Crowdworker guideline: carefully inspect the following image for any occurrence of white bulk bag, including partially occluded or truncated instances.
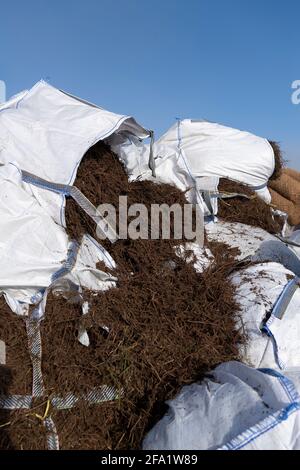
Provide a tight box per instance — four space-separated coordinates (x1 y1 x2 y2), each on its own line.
0 80 149 225
231 262 300 370
143 361 300 450
154 120 275 191
0 163 116 308
110 119 274 214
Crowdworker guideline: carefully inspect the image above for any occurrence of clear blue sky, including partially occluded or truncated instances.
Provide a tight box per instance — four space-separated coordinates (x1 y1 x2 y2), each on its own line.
1 0 299 168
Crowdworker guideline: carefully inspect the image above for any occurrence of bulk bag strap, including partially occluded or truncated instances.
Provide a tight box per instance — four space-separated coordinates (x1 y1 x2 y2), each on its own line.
21 170 118 243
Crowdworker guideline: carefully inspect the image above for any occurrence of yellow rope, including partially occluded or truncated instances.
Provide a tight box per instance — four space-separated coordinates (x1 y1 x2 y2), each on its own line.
33 399 51 421
0 400 51 429
0 421 11 428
